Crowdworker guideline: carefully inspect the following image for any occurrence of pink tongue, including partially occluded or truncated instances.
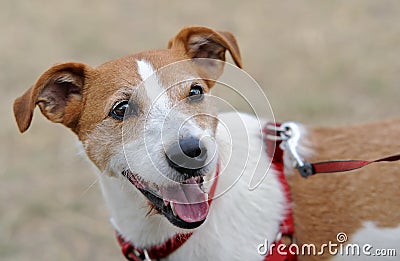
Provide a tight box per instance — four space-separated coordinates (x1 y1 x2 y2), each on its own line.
161 178 209 223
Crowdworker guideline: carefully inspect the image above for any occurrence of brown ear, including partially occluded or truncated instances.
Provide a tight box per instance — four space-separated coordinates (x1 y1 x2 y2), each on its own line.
168 26 242 80
13 62 91 133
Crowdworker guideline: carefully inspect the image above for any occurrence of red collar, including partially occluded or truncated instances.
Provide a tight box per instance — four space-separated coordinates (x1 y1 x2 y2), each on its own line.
116 162 220 261
116 232 192 261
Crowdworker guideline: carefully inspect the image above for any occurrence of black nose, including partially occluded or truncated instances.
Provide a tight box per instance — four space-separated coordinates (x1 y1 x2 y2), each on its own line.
166 137 208 176
180 137 203 158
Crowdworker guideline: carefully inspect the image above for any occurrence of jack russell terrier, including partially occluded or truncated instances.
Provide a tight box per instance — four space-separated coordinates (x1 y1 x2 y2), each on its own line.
14 26 400 260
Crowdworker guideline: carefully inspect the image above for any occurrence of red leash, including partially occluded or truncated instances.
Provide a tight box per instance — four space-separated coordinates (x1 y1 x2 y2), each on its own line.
116 162 220 261
266 122 400 178
303 154 400 176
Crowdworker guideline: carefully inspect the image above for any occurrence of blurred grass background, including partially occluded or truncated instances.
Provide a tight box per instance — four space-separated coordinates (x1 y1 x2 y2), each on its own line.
1 0 399 260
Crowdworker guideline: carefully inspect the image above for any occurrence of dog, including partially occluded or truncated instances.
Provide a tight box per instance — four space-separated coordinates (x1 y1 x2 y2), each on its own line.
14 26 400 260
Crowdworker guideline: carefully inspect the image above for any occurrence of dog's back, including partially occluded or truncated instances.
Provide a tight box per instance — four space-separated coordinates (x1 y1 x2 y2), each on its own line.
288 118 400 260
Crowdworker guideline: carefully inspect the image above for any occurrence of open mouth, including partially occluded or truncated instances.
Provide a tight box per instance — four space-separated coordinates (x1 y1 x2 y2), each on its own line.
122 170 209 229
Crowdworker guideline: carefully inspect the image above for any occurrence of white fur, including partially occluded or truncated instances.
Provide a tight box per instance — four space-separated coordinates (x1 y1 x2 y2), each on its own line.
112 60 219 188
329 222 400 260
98 112 286 260
137 59 171 112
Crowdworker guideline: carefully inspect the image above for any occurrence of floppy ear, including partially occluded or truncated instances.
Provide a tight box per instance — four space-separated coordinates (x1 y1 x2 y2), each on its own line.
168 26 242 81
13 62 91 133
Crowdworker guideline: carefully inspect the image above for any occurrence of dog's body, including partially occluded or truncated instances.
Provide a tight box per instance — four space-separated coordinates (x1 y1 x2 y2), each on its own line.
14 26 400 260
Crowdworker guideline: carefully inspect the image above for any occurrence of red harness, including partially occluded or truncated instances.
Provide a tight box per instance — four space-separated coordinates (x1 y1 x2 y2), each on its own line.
264 123 297 261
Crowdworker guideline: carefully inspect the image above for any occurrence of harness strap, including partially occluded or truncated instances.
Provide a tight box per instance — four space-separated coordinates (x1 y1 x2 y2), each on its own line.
264 122 297 261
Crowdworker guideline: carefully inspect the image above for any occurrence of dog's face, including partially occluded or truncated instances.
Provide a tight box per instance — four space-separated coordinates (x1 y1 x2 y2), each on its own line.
13 26 242 229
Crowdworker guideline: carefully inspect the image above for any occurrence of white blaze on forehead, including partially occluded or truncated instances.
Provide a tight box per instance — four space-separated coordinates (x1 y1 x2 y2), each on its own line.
137 59 171 111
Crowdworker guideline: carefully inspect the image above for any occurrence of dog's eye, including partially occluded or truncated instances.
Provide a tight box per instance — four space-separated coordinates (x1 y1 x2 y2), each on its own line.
109 100 138 120
188 83 204 102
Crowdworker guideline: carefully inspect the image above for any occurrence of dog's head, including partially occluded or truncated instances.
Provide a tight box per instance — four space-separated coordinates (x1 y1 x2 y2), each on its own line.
14 26 242 229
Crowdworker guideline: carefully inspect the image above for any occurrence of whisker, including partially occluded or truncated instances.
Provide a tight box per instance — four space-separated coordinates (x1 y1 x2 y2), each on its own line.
79 171 104 198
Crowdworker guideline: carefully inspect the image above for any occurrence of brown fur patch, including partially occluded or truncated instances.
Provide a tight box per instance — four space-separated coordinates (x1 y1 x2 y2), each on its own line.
287 118 400 260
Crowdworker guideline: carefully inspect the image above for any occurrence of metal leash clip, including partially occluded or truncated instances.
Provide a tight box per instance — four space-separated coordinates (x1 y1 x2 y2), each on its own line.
280 122 314 178
143 249 152 261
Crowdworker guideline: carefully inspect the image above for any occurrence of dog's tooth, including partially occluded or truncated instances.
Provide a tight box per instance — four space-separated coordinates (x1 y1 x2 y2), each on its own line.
204 193 209 202
170 202 177 216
